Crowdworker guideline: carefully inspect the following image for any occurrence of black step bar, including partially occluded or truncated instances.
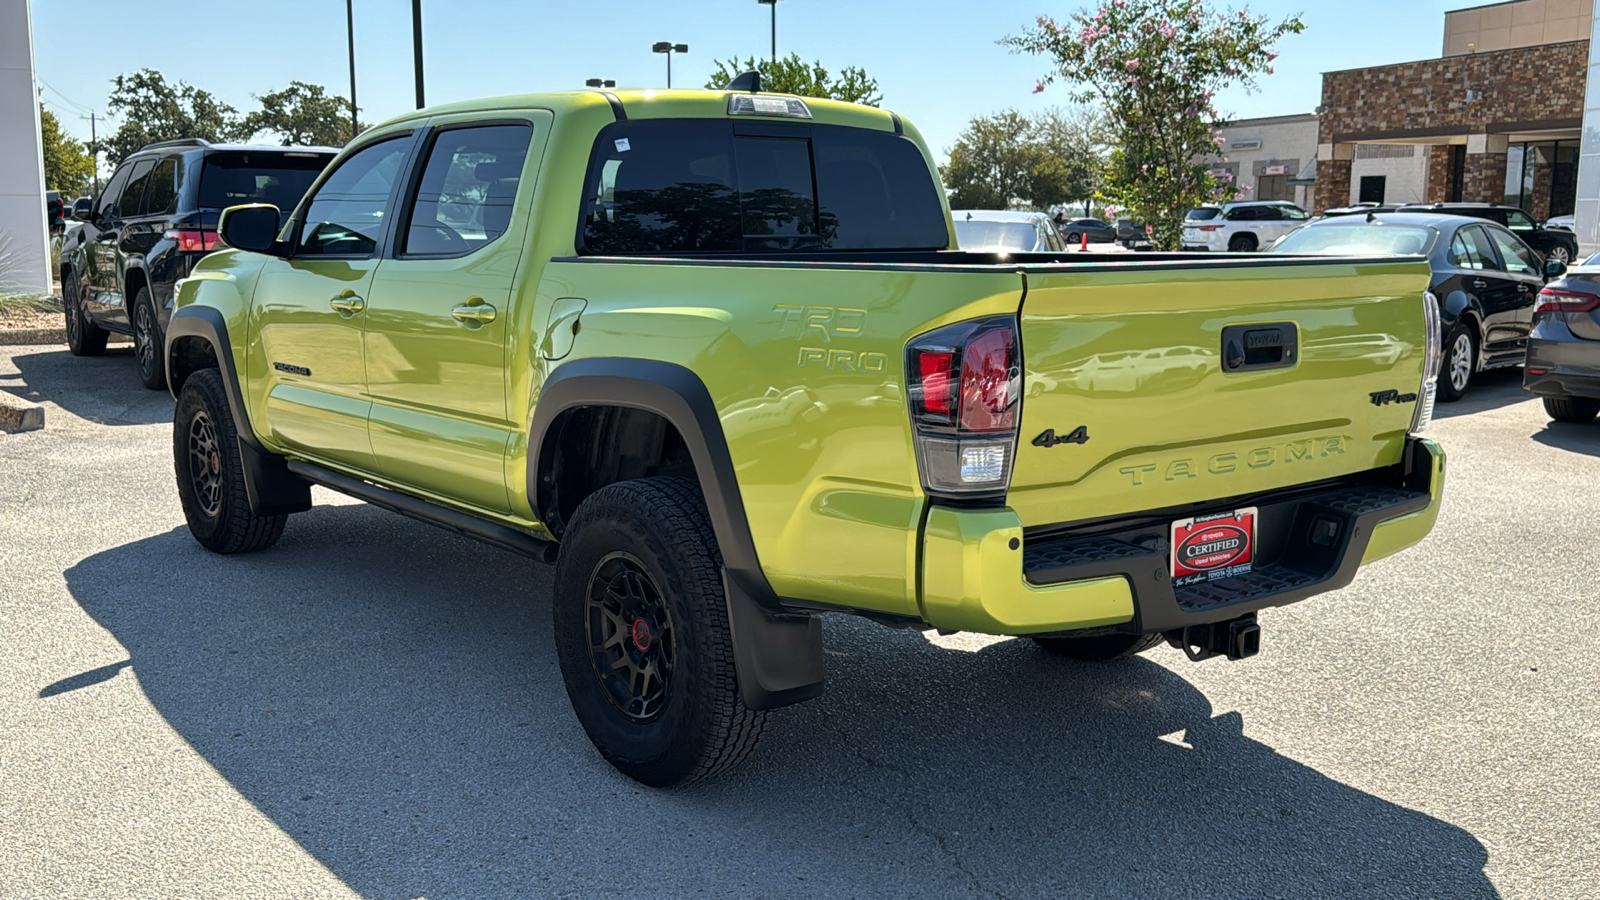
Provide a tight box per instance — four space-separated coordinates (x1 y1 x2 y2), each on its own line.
285 460 558 564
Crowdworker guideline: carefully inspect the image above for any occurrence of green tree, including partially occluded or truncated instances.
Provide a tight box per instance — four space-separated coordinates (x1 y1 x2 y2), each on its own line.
239 81 359 147
1007 1 1303 249
940 110 1085 211
1032 104 1113 214
39 105 95 195
98 69 245 166
704 54 881 106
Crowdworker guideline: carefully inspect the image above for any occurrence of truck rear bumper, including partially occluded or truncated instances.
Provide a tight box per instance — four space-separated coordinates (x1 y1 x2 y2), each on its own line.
920 438 1445 636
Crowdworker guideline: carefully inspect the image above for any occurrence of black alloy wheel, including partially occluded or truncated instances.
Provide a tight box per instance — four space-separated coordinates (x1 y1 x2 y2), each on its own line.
585 552 677 721
186 410 225 518
132 288 166 390
63 271 108 357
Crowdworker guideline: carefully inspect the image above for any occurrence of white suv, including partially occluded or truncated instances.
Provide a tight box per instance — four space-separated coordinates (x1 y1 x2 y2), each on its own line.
1182 201 1310 252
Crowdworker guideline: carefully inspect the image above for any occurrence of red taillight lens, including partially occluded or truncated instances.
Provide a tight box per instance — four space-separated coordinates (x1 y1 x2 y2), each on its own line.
164 229 221 252
1198 225 1223 232
1536 288 1600 313
918 351 955 417
959 326 1016 432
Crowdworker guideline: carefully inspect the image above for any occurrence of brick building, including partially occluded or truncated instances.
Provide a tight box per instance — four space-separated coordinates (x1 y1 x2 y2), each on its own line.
1315 0 1591 218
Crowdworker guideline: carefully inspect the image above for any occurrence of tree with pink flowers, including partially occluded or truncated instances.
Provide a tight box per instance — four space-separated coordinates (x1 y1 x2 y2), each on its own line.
1006 0 1302 250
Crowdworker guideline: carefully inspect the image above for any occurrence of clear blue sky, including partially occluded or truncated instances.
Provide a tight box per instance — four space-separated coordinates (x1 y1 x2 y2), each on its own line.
34 0 1469 164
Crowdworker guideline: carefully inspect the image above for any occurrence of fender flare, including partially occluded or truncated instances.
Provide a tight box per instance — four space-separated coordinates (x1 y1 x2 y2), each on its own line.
528 357 825 711
164 306 311 516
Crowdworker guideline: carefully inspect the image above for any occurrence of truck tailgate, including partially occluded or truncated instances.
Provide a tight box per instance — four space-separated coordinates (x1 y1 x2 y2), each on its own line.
1008 258 1433 528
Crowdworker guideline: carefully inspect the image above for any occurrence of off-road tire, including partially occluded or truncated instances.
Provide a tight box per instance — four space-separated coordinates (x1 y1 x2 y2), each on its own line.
173 368 287 554
132 287 167 390
63 270 108 357
1438 323 1477 402
552 476 766 787
1032 632 1165 661
1544 396 1600 423
1228 234 1257 253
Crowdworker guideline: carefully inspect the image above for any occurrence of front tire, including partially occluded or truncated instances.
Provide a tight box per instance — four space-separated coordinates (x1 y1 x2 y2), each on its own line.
132 287 167 390
173 368 287 553
1032 632 1164 661
1228 234 1257 252
1548 245 1572 265
1544 396 1600 423
1066 231 1081 245
552 477 766 787
63 270 108 357
1438 324 1476 402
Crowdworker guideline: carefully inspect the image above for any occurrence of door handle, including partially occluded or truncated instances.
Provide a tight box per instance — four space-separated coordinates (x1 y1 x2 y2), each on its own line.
1517 283 1531 292
451 298 497 326
329 290 366 315
1472 278 1487 289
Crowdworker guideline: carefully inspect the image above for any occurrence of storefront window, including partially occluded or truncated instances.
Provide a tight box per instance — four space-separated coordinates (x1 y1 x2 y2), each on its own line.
1504 141 1576 218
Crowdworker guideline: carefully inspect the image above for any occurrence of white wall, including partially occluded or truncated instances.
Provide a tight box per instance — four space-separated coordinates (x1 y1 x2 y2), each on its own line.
1210 115 1319 207
1577 1 1600 257
1349 145 1431 205
0 0 50 295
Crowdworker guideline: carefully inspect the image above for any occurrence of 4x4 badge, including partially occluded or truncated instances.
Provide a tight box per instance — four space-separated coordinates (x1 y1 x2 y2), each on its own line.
1033 426 1090 448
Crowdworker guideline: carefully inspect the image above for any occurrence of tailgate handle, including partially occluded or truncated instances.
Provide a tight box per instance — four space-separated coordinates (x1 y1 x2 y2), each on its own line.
1222 323 1298 373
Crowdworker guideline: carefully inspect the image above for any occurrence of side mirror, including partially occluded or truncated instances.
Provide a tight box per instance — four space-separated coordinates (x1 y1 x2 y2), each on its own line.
218 203 284 255
1545 257 1568 279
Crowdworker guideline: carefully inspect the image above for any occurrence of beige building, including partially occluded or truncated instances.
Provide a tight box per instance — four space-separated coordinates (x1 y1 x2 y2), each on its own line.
1443 0 1591 56
1208 114 1319 209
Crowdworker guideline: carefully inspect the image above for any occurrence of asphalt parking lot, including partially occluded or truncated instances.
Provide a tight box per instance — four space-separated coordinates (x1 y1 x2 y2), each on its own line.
2 343 1597 899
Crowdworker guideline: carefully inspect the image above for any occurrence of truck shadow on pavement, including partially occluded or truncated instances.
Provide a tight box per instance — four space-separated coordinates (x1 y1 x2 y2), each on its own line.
2 346 170 427
1530 420 1600 457
62 505 1497 899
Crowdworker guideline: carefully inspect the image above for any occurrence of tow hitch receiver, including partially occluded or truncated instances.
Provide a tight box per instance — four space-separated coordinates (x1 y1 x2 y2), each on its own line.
1168 614 1261 662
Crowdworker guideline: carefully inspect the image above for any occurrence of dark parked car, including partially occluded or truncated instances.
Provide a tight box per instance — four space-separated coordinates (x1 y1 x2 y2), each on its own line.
1057 217 1117 245
60 138 336 389
1395 202 1578 265
46 190 64 233
1271 211 1565 400
1524 253 1600 423
1115 218 1150 249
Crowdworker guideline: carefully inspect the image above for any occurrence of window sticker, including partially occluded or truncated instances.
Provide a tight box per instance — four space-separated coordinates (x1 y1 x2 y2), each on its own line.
614 138 631 152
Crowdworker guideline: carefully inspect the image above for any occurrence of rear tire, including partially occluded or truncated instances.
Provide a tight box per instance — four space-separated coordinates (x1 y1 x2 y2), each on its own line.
132 287 167 391
63 270 108 357
1227 234 1257 252
1032 632 1164 661
1438 323 1476 402
1544 396 1600 423
173 368 288 554
552 477 766 787
1066 231 1081 244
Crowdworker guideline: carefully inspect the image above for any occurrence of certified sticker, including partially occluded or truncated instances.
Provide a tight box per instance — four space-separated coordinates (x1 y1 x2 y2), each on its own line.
614 138 631 152
1171 507 1256 586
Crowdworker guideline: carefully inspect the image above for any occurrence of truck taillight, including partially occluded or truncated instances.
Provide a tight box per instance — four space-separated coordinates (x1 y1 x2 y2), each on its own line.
1535 287 1600 313
907 317 1020 497
1412 291 1442 434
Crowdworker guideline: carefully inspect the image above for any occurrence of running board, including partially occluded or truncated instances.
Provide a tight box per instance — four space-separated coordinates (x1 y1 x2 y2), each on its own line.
285 460 558 564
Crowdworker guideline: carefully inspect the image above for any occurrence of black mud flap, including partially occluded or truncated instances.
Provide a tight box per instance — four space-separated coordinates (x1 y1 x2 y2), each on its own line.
722 570 826 711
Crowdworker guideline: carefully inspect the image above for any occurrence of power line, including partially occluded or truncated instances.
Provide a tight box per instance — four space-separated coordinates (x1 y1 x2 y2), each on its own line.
38 79 93 115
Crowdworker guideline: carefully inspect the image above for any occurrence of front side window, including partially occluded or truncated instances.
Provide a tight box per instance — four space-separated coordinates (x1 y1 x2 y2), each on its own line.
1279 206 1308 220
1504 209 1536 232
402 124 533 256
579 119 947 254
297 137 411 257
1484 226 1538 276
96 165 133 218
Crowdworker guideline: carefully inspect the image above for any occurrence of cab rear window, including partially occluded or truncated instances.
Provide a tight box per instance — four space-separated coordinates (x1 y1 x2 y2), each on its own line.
198 152 333 212
579 118 949 254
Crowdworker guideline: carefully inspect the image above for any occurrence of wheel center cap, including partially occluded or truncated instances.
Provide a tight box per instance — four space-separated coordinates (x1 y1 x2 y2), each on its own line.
631 618 653 651
210 452 220 474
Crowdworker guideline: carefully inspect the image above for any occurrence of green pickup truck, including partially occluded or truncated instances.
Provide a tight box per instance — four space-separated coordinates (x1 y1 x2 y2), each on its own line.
166 81 1447 786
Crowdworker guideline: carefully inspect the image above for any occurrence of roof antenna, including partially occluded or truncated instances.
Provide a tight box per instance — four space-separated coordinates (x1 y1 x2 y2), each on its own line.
725 70 763 93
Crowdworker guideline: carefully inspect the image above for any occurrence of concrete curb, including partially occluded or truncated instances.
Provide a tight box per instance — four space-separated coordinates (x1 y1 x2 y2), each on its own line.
0 391 45 432
0 327 67 346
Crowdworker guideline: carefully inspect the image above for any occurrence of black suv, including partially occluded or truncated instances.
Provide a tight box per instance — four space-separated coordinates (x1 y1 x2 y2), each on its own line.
1396 203 1578 265
60 139 336 388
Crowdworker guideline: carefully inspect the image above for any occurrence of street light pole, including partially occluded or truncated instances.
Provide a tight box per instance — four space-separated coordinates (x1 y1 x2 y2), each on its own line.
346 0 358 138
652 42 689 88
758 0 779 64
412 0 425 108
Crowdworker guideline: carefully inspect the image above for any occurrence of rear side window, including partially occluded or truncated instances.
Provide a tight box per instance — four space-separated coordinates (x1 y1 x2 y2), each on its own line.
144 157 180 217
401 123 533 256
199 151 333 212
579 119 948 254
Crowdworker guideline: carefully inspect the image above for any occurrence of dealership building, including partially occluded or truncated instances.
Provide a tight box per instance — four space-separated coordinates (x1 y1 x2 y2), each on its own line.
1316 0 1592 228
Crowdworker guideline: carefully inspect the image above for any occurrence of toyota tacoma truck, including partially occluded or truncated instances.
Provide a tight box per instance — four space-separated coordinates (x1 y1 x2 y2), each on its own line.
165 79 1447 787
